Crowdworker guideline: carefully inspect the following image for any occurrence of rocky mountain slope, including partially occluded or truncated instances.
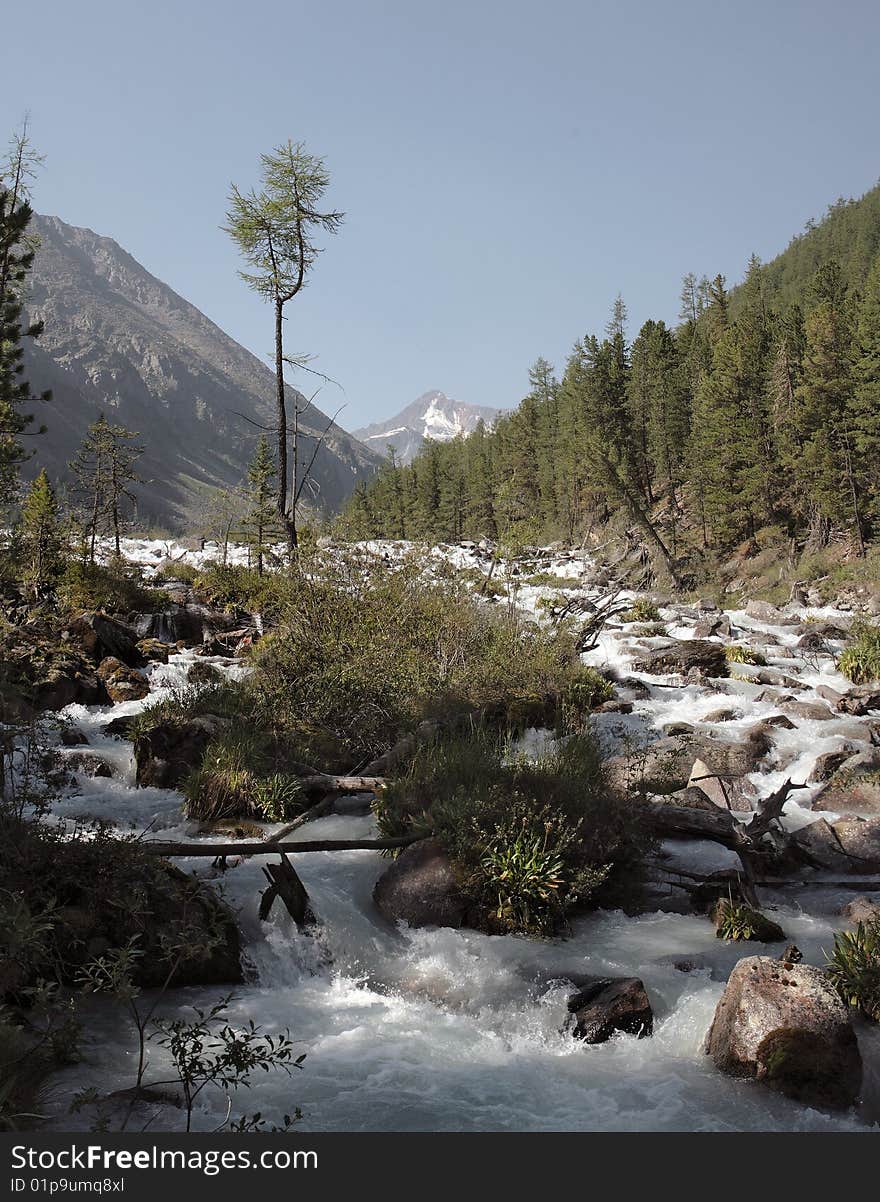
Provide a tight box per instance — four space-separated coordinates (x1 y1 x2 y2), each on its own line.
354 390 501 464
20 214 381 530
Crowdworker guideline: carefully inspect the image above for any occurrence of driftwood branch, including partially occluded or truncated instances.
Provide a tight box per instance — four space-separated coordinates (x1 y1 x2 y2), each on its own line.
299 774 386 793
140 833 427 858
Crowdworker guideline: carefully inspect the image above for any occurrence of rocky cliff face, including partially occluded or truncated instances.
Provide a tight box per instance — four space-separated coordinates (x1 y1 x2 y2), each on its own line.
354 390 502 465
20 214 381 529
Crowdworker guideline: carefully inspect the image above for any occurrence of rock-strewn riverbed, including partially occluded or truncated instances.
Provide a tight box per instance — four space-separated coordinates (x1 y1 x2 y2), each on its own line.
31 538 880 1131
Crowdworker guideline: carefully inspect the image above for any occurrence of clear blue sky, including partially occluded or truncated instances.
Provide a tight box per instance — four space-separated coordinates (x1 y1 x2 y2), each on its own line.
4 0 879 431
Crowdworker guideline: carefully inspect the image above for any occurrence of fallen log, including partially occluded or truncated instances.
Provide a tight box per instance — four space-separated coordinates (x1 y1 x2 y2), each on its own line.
140 833 428 857
298 774 386 793
268 793 338 844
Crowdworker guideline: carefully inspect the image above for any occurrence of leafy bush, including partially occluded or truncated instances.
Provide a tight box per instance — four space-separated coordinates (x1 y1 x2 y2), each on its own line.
826 920 880 1020
562 666 614 728
376 732 646 935
724 644 767 666
621 598 662 623
153 560 200 585
838 621 880 684
192 563 291 618
58 561 169 614
251 551 590 771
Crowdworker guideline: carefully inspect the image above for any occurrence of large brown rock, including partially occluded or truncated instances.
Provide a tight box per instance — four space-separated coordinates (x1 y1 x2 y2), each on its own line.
632 639 728 679
792 815 880 872
705 956 862 1110
812 751 880 815
606 729 771 795
97 657 150 704
134 714 228 788
372 838 467 929
567 977 654 1044
67 611 143 667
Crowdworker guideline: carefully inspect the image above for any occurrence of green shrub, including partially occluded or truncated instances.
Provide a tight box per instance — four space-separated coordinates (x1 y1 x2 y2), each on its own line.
838 621 880 684
620 598 662 623
724 644 767 666
58 561 169 614
826 920 880 1020
562 666 614 728
251 552 589 771
153 561 200 585
377 732 645 935
192 563 291 618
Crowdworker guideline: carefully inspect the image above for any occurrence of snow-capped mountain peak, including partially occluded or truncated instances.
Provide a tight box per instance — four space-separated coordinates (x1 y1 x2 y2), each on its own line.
354 391 502 465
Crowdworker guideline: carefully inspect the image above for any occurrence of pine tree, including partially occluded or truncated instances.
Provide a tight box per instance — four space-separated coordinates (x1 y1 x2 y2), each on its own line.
224 141 343 550
793 299 864 551
852 258 880 526
0 133 51 508
243 435 279 574
20 468 61 590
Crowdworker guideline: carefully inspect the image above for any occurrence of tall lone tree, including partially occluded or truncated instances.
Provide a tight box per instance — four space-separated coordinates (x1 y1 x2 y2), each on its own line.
224 141 343 550
0 125 50 507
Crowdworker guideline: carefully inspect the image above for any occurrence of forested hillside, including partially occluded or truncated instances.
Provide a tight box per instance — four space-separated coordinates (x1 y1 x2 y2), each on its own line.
341 182 880 586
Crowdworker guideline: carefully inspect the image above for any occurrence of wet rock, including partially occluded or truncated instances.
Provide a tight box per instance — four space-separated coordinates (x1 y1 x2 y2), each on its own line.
134 714 230 789
811 750 880 814
688 759 756 812
662 722 695 736
136 637 170 664
97 657 150 704
709 898 786 943
744 600 800 626
702 707 742 724
606 729 771 796
67 611 143 667
808 747 861 785
64 751 113 778
59 725 90 746
705 956 862 1110
105 714 136 739
841 896 880 925
756 714 797 731
567 977 654 1044
836 687 880 717
632 639 728 679
187 659 224 686
372 838 467 929
781 700 835 721
792 815 880 872
816 684 846 706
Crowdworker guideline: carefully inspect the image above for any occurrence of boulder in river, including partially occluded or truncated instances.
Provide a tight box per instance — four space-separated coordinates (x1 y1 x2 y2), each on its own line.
134 714 229 788
606 729 771 796
632 639 728 679
812 752 880 815
67 611 143 667
792 815 880 872
709 898 785 943
567 977 654 1044
840 896 880 925
705 956 862 1110
97 656 150 704
372 838 467 929
744 600 799 626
